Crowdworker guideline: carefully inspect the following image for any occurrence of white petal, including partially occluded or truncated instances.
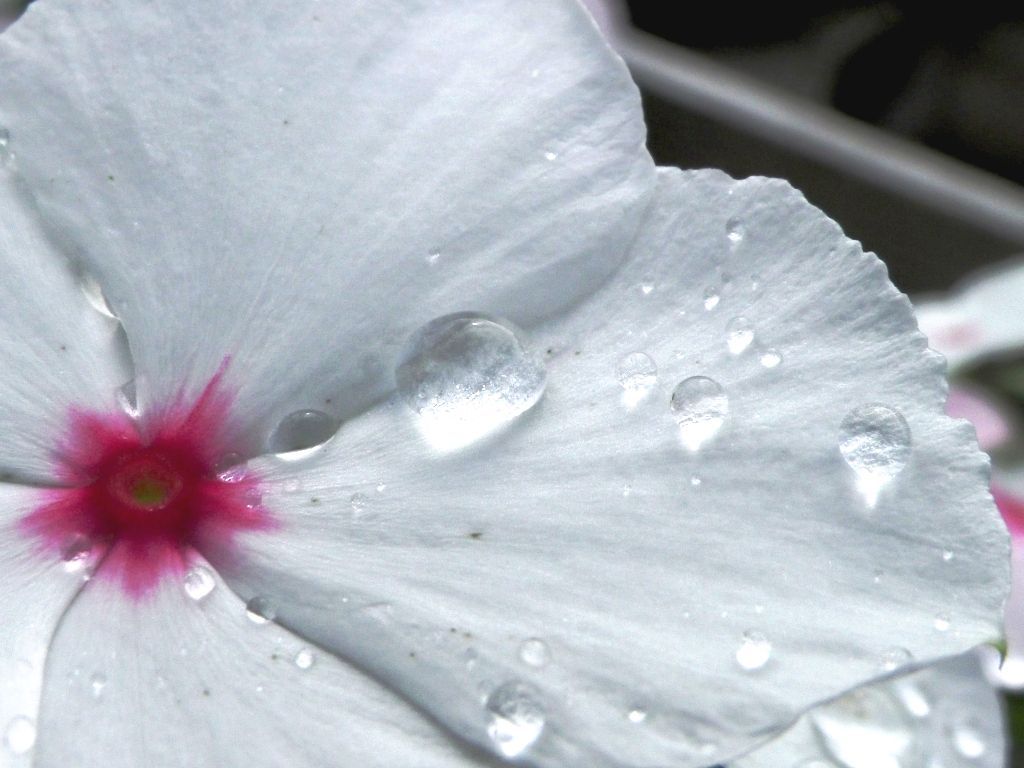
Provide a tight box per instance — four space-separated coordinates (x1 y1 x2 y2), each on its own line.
0 173 128 482
916 258 1024 371
733 651 1006 768
33 556 495 768
211 169 1009 767
0 0 654 452
0 484 94 764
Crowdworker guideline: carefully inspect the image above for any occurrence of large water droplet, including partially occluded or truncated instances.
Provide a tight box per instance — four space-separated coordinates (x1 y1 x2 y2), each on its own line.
269 409 338 459
671 377 728 451
485 681 546 758
838 405 912 507
184 565 216 602
726 316 755 354
396 313 545 452
79 271 117 319
245 596 277 625
518 638 550 668
809 687 914 768
735 630 771 671
617 352 657 407
4 716 35 755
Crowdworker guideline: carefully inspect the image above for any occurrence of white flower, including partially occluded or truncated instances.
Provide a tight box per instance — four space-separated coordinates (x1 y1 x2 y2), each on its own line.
0 1 1008 767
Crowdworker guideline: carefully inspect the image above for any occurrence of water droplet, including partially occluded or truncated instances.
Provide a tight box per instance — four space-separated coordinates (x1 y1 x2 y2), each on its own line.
893 681 930 718
485 681 545 758
215 454 247 483
942 549 954 562
838 405 912 507
294 648 315 670
269 409 337 458
809 687 914 768
79 271 117 318
90 673 107 699
184 565 216 602
543 150 557 161
245 596 277 625
61 534 94 575
726 217 745 246
749 274 763 298
879 647 912 672
703 288 720 311
671 376 729 451
396 313 546 452
116 379 138 418
759 349 782 368
349 493 368 516
735 630 771 670
4 716 35 754
617 352 657 407
426 249 441 265
690 474 702 487
949 717 986 759
627 707 648 724
639 282 654 295
518 638 550 668
933 614 950 632
726 316 755 355
0 128 9 163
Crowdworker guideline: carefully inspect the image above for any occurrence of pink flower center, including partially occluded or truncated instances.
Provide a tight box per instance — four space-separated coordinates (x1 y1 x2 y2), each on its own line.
19 362 276 599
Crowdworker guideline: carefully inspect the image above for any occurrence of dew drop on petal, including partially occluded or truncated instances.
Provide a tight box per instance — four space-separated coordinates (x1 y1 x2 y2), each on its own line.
759 349 782 368
671 377 728 451
735 630 771 670
396 313 545 452
485 681 546 758
61 534 94 575
892 681 930 718
879 647 912 672
838 405 912 507
90 673 107 699
349 493 368 516
949 717 986 759
726 217 745 246
726 316 755 355
703 288 720 311
518 638 550 668
0 127 10 164
426 249 441 266
809 687 913 768
933 614 951 632
116 379 138 418
617 352 657 406
269 409 337 458
627 707 648 724
294 648 315 670
79 271 117 319
4 716 35 755
246 596 277 625
942 549 954 562
184 565 216 602
215 454 247 483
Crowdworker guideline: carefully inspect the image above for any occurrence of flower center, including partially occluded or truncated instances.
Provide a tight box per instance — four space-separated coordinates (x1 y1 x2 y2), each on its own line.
106 451 185 511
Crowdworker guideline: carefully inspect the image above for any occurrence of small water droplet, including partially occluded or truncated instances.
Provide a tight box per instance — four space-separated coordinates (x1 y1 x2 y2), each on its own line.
639 282 654 295
735 630 771 670
759 349 782 368
749 274 763 298
671 376 729 451
942 549 954 562
269 409 337 458
184 565 216 602
879 647 912 672
349 492 368 516
838 404 912 507
116 379 138 418
893 681 930 718
690 474 702 487
246 596 277 625
622 484 633 498
726 217 745 246
949 717 986 759
616 352 657 406
396 313 546 452
703 288 720 311
933 614 951 632
485 681 545 758
78 271 117 318
242 487 262 510
0 128 9 164
90 673 107 699
518 638 550 668
627 707 648 724
61 534 94 575
543 150 557 161
426 249 441 265
215 454 247 483
4 716 35 754
294 648 315 670
726 316 755 355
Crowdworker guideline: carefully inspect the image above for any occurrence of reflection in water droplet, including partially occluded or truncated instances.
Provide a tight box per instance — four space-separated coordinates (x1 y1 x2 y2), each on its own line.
294 648 315 670
838 405 912 507
703 288 720 311
245 596 277 625
184 565 216 602
627 708 648 724
61 534 94 576
735 630 771 670
215 454 247 483
640 282 654 296
90 673 107 699
396 313 546 452
617 352 657 407
942 549 954 562
759 349 782 368
518 638 550 668
671 377 728 451
879 647 912 672
809 687 913 768
4 716 36 755
485 681 546 758
726 316 755 355
269 409 337 459
950 717 986 759
543 150 557 161
726 217 745 246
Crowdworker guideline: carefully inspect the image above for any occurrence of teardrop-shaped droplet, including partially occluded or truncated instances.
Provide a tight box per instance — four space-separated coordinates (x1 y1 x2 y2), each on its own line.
726 316 755 355
4 716 36 755
245 596 277 625
396 313 545 452
184 565 216 602
735 630 771 671
838 405 912 507
809 687 914 768
79 271 117 319
617 352 657 407
518 638 550 668
485 681 546 758
879 647 912 672
671 377 728 451
269 409 338 459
